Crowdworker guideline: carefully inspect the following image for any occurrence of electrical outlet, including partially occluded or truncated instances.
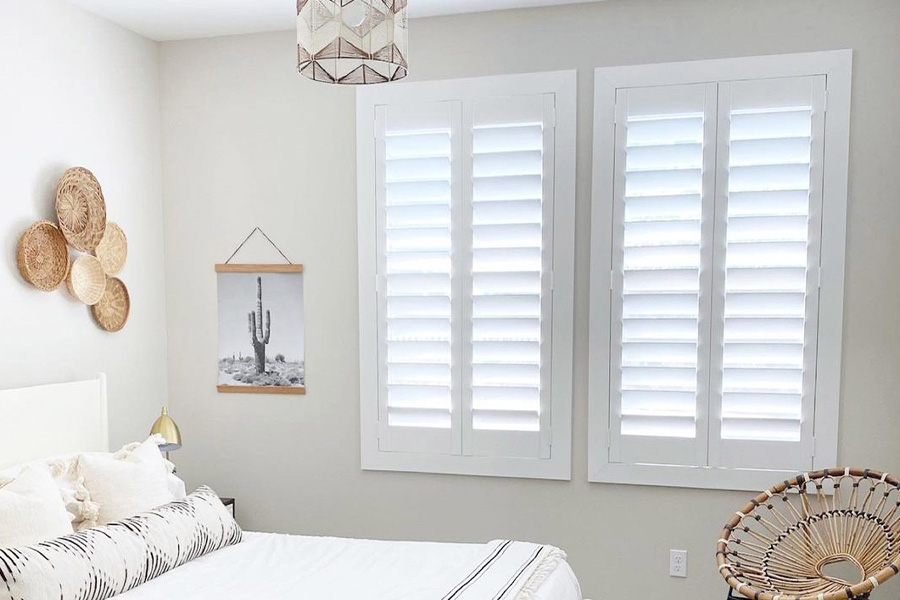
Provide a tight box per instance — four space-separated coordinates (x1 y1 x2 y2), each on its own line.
670 549 688 578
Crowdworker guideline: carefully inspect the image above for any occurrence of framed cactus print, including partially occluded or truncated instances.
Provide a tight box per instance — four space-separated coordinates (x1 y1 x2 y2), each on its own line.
215 264 306 395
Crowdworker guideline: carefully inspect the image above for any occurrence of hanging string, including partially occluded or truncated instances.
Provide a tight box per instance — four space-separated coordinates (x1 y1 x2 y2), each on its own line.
224 227 293 265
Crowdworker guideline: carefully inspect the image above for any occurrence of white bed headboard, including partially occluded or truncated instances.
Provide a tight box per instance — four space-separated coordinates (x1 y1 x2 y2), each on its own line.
0 374 109 469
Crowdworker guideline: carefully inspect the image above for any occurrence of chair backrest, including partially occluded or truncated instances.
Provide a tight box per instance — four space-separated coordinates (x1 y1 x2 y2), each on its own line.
718 468 900 600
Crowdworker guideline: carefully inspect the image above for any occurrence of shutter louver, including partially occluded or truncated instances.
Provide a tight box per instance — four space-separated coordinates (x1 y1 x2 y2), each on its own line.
710 76 826 470
609 84 716 466
465 95 554 459
376 102 460 454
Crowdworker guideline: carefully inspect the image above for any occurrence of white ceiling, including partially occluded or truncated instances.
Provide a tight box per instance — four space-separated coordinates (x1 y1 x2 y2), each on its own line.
64 0 603 42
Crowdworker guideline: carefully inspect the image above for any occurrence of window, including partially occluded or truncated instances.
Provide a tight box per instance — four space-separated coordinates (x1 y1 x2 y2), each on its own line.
588 51 852 490
357 71 576 480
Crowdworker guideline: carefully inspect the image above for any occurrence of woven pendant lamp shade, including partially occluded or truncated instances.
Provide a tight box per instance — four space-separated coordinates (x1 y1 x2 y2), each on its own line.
297 0 408 85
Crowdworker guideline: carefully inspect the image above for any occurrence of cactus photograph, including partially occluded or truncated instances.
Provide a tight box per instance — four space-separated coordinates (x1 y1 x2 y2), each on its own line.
215 264 305 395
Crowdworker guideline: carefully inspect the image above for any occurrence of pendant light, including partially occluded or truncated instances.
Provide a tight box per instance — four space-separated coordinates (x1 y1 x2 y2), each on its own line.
297 0 409 85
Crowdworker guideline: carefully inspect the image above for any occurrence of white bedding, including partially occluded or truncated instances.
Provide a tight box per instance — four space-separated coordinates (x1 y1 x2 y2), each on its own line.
116 532 582 600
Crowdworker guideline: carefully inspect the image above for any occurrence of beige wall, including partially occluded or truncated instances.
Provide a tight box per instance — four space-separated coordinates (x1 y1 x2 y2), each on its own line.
0 0 168 448
159 1 900 597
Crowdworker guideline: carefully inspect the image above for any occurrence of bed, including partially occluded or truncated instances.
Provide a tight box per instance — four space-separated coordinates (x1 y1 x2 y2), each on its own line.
0 376 582 600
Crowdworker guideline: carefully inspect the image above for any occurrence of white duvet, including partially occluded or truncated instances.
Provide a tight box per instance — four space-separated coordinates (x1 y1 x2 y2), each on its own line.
116 532 582 600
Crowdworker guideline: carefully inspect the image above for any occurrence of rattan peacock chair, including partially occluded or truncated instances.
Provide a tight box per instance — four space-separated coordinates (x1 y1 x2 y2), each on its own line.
717 468 900 600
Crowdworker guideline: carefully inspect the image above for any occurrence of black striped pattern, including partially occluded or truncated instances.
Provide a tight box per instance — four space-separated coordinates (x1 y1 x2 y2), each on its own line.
441 540 514 600
0 486 241 600
440 541 550 600
493 544 545 600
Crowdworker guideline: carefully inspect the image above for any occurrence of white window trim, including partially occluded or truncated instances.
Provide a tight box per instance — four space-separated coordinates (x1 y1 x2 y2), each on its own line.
357 70 577 481
588 50 852 491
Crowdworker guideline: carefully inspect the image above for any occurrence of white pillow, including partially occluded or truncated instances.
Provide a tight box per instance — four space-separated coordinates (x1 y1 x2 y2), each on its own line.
0 465 74 548
0 438 188 532
0 457 91 526
78 437 175 524
109 437 188 501
168 472 188 499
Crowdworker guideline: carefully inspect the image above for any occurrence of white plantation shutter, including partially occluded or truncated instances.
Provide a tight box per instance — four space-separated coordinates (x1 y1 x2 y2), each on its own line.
591 53 850 488
609 84 717 466
376 101 461 455
595 56 844 483
465 95 555 459
364 74 575 472
709 76 826 470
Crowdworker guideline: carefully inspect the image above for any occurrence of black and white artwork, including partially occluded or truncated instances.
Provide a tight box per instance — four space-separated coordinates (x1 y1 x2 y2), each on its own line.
216 265 306 394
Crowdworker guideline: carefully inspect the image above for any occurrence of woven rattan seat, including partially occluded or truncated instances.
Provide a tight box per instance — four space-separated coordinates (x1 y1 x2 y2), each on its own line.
718 468 900 600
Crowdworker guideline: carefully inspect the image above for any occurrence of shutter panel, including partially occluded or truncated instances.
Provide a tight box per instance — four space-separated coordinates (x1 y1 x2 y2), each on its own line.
376 101 461 455
464 94 555 459
374 92 560 460
609 84 717 466
708 76 826 470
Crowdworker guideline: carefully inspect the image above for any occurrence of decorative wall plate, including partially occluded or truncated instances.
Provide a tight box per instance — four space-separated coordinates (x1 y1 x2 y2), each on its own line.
56 167 107 252
16 221 70 291
94 222 127 275
92 277 130 332
66 255 107 306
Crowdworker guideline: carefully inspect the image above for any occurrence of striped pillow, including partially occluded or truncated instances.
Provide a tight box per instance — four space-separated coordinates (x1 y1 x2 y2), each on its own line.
0 486 241 600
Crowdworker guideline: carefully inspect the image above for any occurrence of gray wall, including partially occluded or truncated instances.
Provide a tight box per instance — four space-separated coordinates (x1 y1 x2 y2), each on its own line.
0 0 168 448
159 1 900 597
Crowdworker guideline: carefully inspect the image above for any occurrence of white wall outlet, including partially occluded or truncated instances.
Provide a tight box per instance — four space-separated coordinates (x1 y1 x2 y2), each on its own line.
670 549 688 578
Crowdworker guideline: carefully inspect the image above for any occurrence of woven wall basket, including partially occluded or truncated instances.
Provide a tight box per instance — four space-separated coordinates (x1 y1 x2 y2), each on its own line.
92 277 130 332
56 167 107 252
66 255 107 306
94 222 127 276
16 221 70 291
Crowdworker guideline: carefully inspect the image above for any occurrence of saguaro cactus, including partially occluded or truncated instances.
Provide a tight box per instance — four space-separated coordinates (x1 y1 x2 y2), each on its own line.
247 276 271 374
